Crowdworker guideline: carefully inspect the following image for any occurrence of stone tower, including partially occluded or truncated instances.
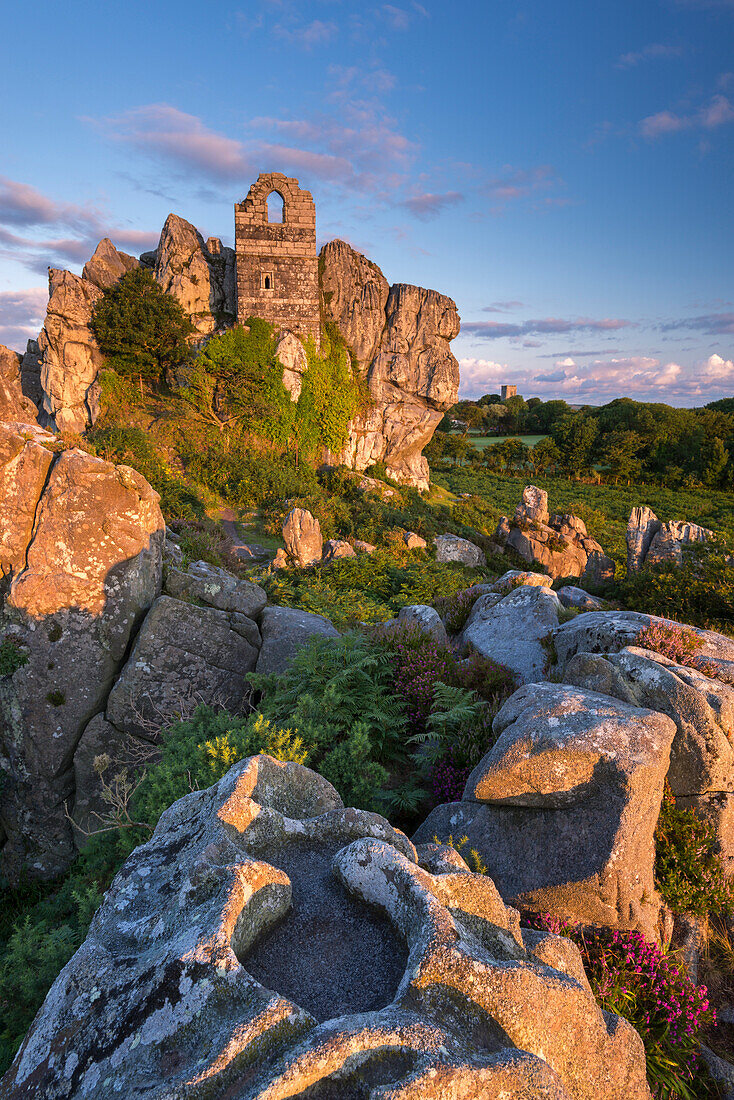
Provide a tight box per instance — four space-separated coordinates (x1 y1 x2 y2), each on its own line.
234 172 320 345
501 384 517 400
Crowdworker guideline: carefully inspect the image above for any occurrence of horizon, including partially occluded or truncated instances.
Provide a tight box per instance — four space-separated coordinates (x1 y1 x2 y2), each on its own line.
1 0 732 407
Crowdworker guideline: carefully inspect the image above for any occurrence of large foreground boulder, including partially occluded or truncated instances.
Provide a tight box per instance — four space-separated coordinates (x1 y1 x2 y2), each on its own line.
0 438 164 878
415 683 676 942
1 754 650 1099
282 506 323 567
321 240 460 491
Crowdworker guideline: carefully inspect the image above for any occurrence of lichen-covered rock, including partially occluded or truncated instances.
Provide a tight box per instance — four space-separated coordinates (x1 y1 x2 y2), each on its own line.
282 506 322 567
321 241 460 491
403 530 427 550
0 344 38 422
417 683 675 942
1 755 650 1100
164 559 267 619
321 538 356 564
20 338 43 408
558 585 604 611
460 584 561 684
37 268 104 433
153 213 236 334
646 519 711 568
82 237 139 289
396 603 448 643
434 532 486 567
515 485 549 525
255 605 339 675
626 506 662 573
491 569 553 592
0 445 164 878
105 595 258 738
554 609 734 685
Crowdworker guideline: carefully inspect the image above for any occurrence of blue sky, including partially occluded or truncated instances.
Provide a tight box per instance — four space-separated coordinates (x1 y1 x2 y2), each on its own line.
1 0 732 405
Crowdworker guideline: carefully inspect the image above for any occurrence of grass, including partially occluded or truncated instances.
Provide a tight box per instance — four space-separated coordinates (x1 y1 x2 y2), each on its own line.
467 433 548 449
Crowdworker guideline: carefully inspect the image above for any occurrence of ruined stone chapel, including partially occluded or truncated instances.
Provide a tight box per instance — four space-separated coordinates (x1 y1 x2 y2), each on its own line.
234 172 321 346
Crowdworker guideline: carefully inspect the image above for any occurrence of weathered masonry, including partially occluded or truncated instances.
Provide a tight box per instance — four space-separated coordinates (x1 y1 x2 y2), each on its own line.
234 172 321 346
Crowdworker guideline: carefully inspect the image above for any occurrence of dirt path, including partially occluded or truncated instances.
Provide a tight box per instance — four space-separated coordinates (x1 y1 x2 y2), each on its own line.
219 507 274 563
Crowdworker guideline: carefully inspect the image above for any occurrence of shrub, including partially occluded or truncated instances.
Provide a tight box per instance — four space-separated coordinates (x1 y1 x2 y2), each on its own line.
90 269 193 393
525 914 716 1099
433 587 481 633
249 632 408 811
0 639 28 678
133 707 310 829
635 622 701 667
654 784 733 919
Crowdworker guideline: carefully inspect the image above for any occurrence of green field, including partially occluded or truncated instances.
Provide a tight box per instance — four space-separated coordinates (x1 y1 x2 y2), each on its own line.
468 434 548 449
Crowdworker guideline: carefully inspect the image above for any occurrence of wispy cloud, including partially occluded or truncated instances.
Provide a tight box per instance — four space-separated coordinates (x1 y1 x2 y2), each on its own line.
381 3 429 31
0 175 158 276
481 164 560 207
274 18 338 48
400 190 463 219
640 93 734 137
483 300 525 313
93 100 417 199
617 43 683 68
662 311 734 334
463 316 633 338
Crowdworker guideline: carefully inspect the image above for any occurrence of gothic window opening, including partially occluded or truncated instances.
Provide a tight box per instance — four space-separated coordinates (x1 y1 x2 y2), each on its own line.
266 191 284 223
262 272 274 291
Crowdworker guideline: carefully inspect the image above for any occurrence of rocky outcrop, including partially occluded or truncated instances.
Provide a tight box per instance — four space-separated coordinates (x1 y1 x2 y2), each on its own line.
153 214 236 335
2 753 650 1099
0 431 165 878
0 344 38 423
82 237 139 289
459 583 562 684
492 486 615 583
275 330 308 400
321 240 460 491
36 268 105 433
282 506 323 567
626 506 712 572
415 682 676 943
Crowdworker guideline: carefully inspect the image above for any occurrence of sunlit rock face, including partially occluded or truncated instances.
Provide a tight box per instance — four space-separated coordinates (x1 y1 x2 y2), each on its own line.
1 754 651 1100
320 239 460 491
0 426 164 879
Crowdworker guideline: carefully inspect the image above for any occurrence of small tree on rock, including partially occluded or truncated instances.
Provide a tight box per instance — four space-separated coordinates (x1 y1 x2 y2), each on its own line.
90 269 194 396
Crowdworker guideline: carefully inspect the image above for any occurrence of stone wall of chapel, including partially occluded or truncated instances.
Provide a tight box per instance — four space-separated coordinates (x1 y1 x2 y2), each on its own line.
235 172 321 346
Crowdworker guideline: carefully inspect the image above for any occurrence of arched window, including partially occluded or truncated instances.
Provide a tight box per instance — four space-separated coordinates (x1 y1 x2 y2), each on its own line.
266 191 284 223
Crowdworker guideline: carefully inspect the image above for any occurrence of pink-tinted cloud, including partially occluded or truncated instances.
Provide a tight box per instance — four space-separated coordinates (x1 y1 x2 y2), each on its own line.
400 190 464 219
0 286 48 351
640 94 734 137
662 312 734 334
458 353 734 403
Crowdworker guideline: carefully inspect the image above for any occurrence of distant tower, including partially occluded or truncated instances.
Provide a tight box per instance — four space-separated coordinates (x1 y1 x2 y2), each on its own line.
234 172 320 346
501 384 517 400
